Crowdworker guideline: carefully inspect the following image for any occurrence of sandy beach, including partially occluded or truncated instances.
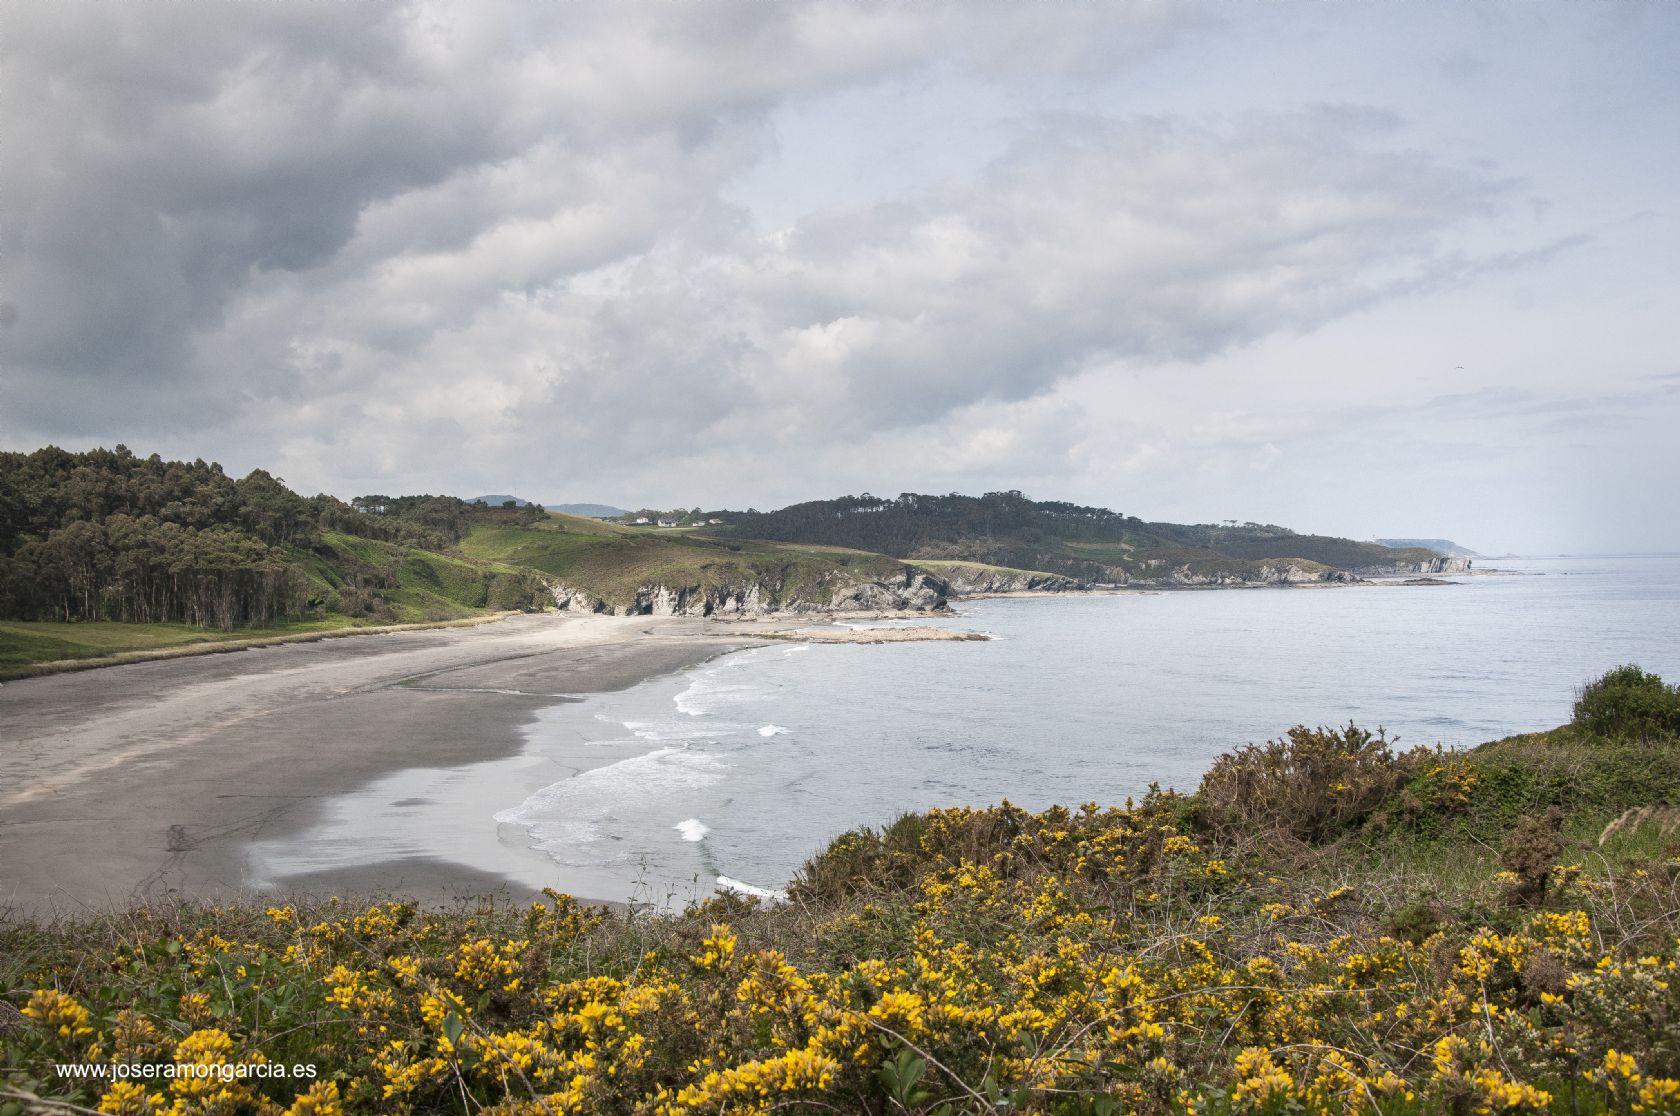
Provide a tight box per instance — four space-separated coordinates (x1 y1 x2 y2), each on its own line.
0 613 767 917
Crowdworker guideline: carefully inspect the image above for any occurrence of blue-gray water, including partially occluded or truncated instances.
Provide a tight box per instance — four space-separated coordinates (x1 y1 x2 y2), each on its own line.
259 556 1680 903
494 555 1680 899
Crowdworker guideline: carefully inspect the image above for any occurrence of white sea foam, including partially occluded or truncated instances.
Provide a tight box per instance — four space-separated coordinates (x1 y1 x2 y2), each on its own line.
622 720 721 743
675 673 769 716
675 818 709 842
496 746 728 860
757 724 790 737
716 876 789 902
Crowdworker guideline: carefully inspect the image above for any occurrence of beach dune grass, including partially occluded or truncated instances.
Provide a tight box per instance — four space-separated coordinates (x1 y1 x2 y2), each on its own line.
0 613 523 680
0 618 354 672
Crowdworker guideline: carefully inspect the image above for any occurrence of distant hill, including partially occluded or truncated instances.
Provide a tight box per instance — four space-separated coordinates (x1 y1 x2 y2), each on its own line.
0 448 954 653
470 497 630 517
0 447 1470 674
1376 538 1482 559
709 492 1454 584
546 502 630 518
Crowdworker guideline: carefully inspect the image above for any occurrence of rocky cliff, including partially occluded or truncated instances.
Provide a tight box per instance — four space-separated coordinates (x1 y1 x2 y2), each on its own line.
544 553 1455 614
1133 560 1360 587
1350 556 1473 577
933 567 1088 595
545 568 949 617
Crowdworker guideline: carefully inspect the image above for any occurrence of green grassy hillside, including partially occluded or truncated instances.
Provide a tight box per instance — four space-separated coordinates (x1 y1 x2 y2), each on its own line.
457 516 924 612
291 531 549 623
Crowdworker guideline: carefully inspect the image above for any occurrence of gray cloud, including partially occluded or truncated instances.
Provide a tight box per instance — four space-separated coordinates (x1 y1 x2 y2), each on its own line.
182 106 1506 498
2 0 1672 553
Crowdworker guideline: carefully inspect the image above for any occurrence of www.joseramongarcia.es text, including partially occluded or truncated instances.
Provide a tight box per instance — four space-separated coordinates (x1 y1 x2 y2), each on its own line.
56 1061 316 1083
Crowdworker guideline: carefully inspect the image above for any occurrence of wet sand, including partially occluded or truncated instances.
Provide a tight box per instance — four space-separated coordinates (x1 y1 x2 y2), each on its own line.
0 613 764 917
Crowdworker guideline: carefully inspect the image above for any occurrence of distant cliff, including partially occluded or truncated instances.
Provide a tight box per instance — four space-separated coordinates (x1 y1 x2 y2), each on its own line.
913 562 1087 596
545 567 950 617
1375 537 1483 559
1136 558 1359 587
1351 555 1473 577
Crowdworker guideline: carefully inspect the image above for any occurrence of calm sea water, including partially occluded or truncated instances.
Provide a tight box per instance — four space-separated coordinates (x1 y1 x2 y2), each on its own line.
257 556 1680 903
493 555 1680 900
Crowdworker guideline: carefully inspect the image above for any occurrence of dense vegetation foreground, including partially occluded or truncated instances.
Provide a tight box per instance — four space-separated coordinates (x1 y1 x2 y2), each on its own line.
7 668 1680 1116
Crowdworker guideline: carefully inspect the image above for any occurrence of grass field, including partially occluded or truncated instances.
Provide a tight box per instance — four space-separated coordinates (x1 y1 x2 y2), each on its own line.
0 618 359 673
0 614 523 680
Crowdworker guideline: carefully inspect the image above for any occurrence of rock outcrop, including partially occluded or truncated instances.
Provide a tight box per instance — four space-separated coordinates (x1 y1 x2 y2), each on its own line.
1139 561 1360 588
933 567 1087 595
1351 557 1473 577
547 584 609 613
544 569 950 617
829 570 947 612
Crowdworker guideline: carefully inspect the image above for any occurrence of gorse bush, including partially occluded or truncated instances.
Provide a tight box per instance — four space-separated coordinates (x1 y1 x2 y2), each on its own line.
1194 724 1476 844
1572 664 1680 738
13 674 1680 1114
13 799 1680 1115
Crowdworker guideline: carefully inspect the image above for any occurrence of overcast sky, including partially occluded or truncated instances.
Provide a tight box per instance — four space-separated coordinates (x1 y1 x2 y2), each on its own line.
3 1 1676 554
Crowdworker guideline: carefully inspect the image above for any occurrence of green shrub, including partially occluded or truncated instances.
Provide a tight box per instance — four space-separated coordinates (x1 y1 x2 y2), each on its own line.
1195 724 1466 843
788 812 933 904
1572 664 1680 738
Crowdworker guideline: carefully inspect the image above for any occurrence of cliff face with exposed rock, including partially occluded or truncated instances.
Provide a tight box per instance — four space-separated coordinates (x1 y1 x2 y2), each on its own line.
545 553 1464 616
545 569 949 617
1133 560 1361 588
933 568 1088 595
1350 557 1473 577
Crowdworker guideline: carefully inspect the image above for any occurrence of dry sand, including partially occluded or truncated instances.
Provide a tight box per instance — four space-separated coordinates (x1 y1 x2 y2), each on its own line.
0 613 766 917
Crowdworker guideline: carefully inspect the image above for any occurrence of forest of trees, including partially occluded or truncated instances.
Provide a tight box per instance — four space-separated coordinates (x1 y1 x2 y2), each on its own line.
715 490 1137 556
0 446 519 629
707 491 1433 581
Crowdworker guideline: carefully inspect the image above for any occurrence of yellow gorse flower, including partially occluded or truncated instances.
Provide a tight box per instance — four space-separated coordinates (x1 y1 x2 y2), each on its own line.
23 988 93 1040
17 798 1680 1116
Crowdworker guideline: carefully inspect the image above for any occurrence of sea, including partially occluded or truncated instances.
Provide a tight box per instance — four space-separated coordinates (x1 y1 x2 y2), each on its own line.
256 555 1680 905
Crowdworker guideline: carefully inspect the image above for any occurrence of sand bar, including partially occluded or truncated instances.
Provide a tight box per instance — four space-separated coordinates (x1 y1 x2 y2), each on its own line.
761 626 991 644
0 613 766 917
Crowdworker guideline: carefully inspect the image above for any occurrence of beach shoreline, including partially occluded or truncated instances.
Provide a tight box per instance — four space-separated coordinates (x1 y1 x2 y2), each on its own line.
0 613 777 918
